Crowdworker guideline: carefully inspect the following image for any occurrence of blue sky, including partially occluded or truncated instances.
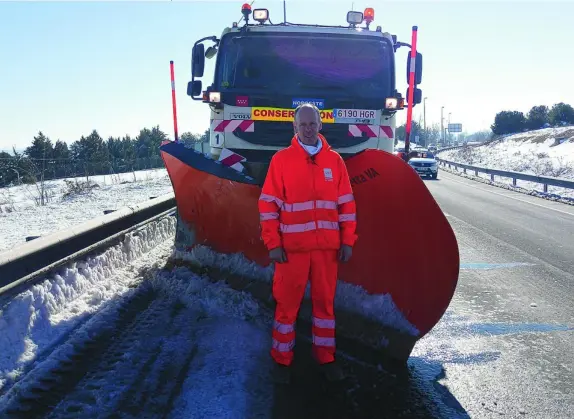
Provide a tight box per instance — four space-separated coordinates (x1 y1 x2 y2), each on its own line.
1 0 573 151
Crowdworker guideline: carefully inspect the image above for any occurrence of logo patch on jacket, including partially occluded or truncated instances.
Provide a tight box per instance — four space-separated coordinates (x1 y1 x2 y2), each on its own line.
323 168 333 181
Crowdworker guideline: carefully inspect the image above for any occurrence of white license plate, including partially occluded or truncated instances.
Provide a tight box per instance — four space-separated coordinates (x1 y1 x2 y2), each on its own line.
333 108 377 124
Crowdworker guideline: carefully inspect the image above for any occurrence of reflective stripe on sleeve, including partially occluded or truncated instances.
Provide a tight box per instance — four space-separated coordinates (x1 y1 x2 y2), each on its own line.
260 212 279 221
259 193 284 207
338 194 354 205
339 213 356 222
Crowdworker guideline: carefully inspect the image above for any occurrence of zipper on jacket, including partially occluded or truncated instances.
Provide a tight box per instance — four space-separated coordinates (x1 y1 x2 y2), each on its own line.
311 155 319 249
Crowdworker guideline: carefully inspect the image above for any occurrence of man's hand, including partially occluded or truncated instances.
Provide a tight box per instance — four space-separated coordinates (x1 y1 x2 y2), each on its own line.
338 244 352 263
269 247 287 263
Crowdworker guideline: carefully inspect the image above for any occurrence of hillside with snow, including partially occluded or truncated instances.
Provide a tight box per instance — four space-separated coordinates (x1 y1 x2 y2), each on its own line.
438 126 574 199
0 169 173 254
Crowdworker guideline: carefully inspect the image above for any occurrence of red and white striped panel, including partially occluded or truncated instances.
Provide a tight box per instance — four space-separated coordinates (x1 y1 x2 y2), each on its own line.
348 125 393 138
211 119 254 133
218 148 247 172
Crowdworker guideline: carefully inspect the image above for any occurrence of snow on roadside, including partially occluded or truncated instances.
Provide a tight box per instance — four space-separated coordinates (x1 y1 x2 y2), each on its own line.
438 127 574 200
0 168 173 254
0 215 176 395
0 229 277 417
172 245 420 337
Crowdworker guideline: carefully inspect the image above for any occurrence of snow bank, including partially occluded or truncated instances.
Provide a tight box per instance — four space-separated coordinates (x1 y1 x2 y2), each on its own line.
0 168 173 253
0 220 276 416
171 245 420 337
439 127 574 199
0 215 176 393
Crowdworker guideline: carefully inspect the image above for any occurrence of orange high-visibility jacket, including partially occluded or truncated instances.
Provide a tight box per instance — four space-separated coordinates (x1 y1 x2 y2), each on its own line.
258 134 358 253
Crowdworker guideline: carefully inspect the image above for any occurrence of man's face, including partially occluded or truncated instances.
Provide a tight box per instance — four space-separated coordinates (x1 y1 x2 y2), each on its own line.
294 107 322 145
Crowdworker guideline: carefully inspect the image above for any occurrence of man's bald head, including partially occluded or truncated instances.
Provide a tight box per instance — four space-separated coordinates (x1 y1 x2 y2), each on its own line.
294 103 321 124
293 103 322 145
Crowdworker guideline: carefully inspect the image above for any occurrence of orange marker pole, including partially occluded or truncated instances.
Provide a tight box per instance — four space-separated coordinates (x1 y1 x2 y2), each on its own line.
405 26 418 155
170 60 179 143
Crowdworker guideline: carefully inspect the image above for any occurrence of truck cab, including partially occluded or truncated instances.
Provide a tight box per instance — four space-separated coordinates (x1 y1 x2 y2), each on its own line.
187 5 422 181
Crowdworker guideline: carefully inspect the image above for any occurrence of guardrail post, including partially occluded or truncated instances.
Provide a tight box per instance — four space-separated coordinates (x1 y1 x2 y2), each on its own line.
491 174 495 182
513 178 517 187
544 184 548 193
475 170 478 176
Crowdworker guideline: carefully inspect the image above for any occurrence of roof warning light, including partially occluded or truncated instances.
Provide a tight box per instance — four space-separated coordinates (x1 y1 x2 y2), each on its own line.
364 8 375 22
241 3 252 22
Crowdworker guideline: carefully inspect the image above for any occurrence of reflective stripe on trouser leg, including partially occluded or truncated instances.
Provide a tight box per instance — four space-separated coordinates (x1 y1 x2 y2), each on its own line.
309 249 338 364
271 251 311 366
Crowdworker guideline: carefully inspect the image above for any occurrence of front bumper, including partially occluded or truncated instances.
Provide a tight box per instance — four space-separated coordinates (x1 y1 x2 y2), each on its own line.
410 165 438 176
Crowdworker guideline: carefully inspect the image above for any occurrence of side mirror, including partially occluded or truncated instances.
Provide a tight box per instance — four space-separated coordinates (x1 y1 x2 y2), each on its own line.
192 43 205 77
406 87 422 105
406 52 423 85
187 80 202 97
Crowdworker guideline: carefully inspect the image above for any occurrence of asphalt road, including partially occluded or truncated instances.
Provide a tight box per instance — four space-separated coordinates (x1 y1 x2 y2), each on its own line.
412 170 574 418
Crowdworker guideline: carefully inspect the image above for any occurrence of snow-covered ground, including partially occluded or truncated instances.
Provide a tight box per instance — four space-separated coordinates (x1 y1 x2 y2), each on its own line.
0 213 275 416
438 127 574 200
0 168 174 253
0 212 417 417
0 214 177 394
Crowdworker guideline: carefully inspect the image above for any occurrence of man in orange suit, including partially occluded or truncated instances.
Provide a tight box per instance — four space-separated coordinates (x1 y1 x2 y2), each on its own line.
258 103 358 384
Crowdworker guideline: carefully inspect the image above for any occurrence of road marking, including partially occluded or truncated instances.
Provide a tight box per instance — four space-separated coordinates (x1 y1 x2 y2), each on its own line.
460 262 535 270
442 172 574 217
464 322 573 336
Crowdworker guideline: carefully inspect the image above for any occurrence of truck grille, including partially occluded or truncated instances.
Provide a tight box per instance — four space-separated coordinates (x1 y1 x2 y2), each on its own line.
233 121 369 149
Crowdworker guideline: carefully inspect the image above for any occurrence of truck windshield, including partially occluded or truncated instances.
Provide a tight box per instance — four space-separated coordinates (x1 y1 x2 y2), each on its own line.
216 33 393 98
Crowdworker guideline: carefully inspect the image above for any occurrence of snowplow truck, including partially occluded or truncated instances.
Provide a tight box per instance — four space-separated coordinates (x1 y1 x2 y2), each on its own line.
160 4 459 364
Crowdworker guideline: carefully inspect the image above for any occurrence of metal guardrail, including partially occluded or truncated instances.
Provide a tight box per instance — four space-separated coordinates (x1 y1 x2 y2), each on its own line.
0 193 176 297
435 157 574 192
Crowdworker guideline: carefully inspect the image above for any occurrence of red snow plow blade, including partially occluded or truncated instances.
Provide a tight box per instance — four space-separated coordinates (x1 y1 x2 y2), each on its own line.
160 141 459 357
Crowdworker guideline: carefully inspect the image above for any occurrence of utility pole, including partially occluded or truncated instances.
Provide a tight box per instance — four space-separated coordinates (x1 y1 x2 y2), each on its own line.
440 106 445 146
423 97 427 131
448 112 452 145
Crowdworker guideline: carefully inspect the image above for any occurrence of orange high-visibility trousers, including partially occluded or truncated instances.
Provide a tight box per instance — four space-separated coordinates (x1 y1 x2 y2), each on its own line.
271 249 338 366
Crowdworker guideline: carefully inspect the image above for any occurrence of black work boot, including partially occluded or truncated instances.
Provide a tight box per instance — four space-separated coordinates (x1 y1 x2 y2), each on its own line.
272 362 292 384
319 360 345 382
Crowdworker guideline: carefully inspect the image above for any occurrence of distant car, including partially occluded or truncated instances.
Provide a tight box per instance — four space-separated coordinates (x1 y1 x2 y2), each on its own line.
428 145 438 152
407 150 439 179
